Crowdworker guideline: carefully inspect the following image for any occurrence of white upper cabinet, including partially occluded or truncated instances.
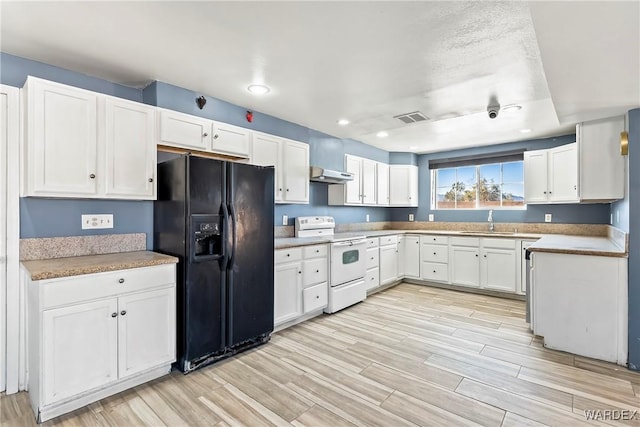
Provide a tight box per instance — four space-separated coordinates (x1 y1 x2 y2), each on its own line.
577 115 625 201
328 154 381 206
211 121 250 158
23 77 98 197
250 132 309 204
281 139 310 203
524 143 578 204
344 155 362 204
158 109 211 151
376 162 389 206
23 77 157 200
524 115 625 204
389 165 418 206
104 97 156 199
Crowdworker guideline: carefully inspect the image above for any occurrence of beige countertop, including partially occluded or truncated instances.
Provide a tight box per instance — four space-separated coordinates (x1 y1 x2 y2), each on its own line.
527 235 627 258
22 250 179 281
275 229 544 249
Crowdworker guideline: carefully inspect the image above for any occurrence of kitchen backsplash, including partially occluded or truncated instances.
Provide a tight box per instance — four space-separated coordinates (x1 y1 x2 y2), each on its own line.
20 233 146 261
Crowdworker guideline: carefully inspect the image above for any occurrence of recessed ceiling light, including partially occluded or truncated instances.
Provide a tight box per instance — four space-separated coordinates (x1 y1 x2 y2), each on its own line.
409 146 418 149
376 131 389 138
247 84 270 95
337 119 350 126
503 104 523 112
520 128 532 133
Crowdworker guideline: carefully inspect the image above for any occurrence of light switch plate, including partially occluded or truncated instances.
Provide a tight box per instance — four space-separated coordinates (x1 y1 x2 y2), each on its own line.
409 214 414 221
282 215 288 226
428 214 434 222
82 214 114 230
544 213 552 223
366 214 370 222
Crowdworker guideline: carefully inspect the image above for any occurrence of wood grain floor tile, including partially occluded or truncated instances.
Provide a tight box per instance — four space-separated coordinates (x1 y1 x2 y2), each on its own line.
8 282 640 427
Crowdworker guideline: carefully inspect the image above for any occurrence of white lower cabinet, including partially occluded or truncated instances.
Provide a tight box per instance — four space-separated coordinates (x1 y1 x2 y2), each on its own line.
450 244 481 288
27 263 177 422
379 236 399 286
450 237 519 292
365 238 380 291
274 244 328 328
403 235 420 278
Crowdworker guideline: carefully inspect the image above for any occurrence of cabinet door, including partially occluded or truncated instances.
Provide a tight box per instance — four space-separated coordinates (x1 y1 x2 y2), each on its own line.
404 236 420 278
104 97 156 199
520 241 537 295
481 249 517 292
117 287 176 379
361 158 377 204
251 133 283 201
389 166 412 205
379 245 399 285
27 78 98 196
42 298 118 405
450 246 480 287
549 143 578 203
524 150 548 203
408 166 419 206
376 162 389 206
282 140 309 203
397 236 405 277
345 155 362 204
211 121 250 158
158 109 212 151
274 262 303 325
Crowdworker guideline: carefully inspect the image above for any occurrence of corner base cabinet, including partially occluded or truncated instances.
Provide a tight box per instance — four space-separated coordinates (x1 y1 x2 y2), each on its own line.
26 263 177 423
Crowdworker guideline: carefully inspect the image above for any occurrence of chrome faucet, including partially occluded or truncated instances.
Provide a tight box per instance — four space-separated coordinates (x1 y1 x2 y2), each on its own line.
488 209 494 232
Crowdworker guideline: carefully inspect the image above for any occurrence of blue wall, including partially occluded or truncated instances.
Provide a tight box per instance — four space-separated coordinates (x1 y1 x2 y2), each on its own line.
625 108 640 370
390 135 611 224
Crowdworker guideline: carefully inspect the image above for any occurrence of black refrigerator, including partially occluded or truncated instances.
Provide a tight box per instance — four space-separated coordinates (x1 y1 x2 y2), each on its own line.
154 155 275 372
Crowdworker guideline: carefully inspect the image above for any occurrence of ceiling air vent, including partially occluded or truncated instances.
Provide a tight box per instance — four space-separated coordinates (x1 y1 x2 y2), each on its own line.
394 111 429 124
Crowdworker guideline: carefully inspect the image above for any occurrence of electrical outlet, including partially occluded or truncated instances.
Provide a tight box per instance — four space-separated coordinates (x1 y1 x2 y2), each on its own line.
428 214 434 222
617 210 620 223
409 214 414 222
366 214 370 222
282 215 288 226
611 214 614 224
544 213 552 223
81 214 114 230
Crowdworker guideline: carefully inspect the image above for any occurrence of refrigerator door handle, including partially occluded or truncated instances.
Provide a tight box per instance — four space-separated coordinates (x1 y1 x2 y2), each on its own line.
228 203 237 268
221 203 230 269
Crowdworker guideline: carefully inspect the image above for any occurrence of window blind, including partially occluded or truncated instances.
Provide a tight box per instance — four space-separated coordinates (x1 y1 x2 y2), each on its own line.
428 150 524 170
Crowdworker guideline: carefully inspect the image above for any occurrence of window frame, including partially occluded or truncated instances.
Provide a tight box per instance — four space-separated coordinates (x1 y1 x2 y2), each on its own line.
430 160 526 211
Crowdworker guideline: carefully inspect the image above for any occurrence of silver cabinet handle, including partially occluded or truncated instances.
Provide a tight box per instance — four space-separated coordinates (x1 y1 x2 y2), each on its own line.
89 174 96 179
111 312 117 318
120 310 127 316
118 278 125 284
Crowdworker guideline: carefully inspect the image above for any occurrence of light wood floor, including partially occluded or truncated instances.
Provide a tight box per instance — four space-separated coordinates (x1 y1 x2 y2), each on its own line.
3 283 640 426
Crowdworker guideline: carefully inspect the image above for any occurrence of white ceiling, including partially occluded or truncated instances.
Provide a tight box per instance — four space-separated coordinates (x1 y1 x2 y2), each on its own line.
1 1 638 154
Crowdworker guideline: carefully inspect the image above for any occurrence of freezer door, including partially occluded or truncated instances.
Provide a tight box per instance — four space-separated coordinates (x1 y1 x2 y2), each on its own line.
183 156 227 367
227 162 275 346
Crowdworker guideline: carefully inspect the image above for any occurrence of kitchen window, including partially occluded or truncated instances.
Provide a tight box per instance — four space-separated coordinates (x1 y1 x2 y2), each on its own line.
431 160 525 210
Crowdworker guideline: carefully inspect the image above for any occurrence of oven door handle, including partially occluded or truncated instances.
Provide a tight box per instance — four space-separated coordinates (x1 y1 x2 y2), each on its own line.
332 239 367 247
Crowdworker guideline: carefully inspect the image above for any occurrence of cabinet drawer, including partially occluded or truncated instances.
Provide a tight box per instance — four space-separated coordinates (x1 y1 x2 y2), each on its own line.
303 244 328 259
366 247 379 269
421 235 449 245
275 247 303 264
422 244 448 263
367 237 379 248
422 262 449 282
379 235 398 246
482 238 516 250
303 282 328 313
365 268 380 291
449 237 480 247
303 258 328 287
39 264 176 309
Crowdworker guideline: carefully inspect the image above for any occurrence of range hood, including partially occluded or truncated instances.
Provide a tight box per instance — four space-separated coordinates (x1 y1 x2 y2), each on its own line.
309 166 354 184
